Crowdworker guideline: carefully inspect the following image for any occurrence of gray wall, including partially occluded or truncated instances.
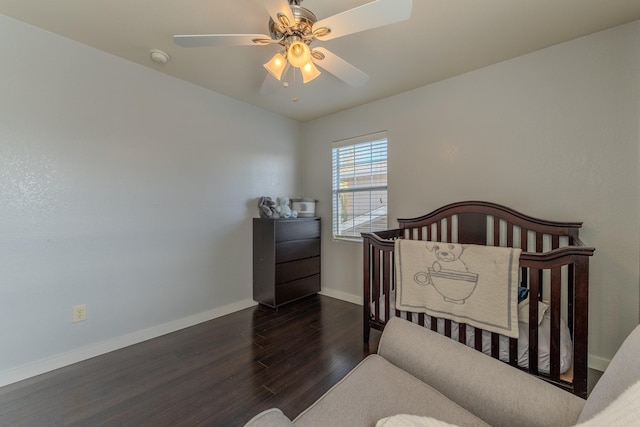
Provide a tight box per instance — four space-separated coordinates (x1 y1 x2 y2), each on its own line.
0 15 300 384
302 21 640 368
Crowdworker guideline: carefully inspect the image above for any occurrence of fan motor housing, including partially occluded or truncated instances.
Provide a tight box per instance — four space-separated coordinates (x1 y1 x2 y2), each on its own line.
269 5 317 42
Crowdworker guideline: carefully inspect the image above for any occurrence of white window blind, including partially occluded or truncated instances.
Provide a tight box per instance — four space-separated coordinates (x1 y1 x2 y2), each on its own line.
332 131 388 240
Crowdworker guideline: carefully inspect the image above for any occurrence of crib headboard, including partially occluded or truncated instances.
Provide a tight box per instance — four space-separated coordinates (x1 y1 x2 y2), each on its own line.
362 200 595 398
396 200 585 249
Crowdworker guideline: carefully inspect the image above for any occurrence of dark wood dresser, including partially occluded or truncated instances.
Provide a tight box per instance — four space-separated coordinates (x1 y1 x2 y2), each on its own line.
252 217 321 308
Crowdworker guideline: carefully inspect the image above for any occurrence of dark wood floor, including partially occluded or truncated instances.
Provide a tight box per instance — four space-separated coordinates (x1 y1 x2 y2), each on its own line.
0 295 380 426
0 295 603 427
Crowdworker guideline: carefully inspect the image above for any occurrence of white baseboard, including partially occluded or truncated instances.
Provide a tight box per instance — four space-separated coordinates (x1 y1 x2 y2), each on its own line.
0 299 257 387
588 354 611 372
4 295 607 387
319 288 362 306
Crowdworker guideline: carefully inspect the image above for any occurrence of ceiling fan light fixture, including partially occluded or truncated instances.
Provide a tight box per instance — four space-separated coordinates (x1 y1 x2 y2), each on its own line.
287 39 311 68
300 61 321 83
263 52 287 80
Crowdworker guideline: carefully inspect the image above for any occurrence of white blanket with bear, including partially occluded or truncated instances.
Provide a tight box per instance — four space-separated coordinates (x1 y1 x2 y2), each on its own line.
395 240 521 338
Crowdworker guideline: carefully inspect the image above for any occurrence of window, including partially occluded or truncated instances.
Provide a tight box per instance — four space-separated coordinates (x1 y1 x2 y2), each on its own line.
332 131 388 240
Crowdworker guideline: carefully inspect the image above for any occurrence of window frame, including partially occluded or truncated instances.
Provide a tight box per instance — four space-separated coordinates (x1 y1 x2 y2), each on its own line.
331 131 388 242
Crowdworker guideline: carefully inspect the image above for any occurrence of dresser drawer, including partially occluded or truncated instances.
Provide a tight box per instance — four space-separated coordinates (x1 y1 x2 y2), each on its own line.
275 219 320 242
275 239 320 264
275 274 320 303
275 256 320 284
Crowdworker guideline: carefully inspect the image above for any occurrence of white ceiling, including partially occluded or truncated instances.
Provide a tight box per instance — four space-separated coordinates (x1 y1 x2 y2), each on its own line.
2 0 640 122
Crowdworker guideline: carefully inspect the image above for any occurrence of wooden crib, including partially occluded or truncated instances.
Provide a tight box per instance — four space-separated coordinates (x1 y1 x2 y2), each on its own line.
362 201 595 398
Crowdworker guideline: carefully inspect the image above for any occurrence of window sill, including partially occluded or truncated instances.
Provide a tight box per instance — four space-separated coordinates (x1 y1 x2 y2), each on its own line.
332 236 363 244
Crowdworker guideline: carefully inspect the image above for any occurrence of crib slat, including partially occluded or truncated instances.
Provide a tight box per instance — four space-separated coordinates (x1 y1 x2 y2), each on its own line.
445 319 452 337
506 222 513 247
520 230 529 288
474 327 482 351
528 269 541 374
391 249 397 321
573 257 590 398
567 263 575 339
459 323 466 344
550 266 562 379
373 249 381 321
383 250 391 324
509 338 518 366
430 315 438 332
536 233 543 253
391 249 396 293
491 333 499 358
363 242 371 341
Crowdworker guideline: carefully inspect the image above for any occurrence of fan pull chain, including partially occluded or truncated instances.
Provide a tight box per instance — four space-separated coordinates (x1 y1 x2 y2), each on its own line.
291 68 298 102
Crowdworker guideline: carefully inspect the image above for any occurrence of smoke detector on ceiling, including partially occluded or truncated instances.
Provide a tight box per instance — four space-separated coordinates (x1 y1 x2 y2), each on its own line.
150 49 170 64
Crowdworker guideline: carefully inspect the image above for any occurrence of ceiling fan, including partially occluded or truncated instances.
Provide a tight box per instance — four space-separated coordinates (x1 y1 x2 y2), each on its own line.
173 0 413 95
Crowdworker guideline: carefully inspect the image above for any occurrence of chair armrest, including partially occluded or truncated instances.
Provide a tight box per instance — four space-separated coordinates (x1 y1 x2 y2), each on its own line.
378 318 584 427
244 408 294 427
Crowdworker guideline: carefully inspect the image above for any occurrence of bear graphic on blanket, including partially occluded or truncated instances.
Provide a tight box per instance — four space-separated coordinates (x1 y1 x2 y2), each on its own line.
413 242 479 304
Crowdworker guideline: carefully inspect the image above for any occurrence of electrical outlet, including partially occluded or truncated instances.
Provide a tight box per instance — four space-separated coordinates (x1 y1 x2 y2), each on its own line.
73 304 87 323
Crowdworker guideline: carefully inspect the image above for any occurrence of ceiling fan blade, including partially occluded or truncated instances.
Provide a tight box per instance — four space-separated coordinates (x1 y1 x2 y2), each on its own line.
312 47 369 88
263 0 295 28
313 0 412 41
173 34 271 47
